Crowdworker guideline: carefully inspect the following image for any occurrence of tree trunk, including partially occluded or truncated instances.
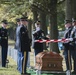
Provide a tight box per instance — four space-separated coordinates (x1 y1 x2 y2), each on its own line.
72 0 76 19
65 0 72 20
32 9 38 29
40 12 47 35
28 19 32 39
40 12 47 50
49 0 59 53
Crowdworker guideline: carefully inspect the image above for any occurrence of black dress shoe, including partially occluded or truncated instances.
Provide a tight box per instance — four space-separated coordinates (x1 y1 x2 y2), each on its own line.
21 73 24 75
21 73 31 75
72 71 76 74
25 73 31 75
21 73 23 75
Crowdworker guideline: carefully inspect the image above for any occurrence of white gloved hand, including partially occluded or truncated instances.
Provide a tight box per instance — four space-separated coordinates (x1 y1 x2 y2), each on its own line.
36 27 40 32
33 27 40 34
35 23 37 28
69 38 73 41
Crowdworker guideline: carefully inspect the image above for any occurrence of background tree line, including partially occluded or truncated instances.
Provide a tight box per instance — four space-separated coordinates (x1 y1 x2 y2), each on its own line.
0 0 76 53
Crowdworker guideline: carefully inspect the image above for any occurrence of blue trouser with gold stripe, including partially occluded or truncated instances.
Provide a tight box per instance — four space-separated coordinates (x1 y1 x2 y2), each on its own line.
1 46 8 67
21 51 28 74
64 47 76 71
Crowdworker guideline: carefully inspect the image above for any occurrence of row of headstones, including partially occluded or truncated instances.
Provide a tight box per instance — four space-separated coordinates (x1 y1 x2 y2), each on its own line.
7 47 17 63
0 47 17 67
8 46 30 67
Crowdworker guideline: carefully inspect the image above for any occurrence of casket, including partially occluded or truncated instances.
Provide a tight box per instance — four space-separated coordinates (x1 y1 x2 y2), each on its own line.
35 51 63 71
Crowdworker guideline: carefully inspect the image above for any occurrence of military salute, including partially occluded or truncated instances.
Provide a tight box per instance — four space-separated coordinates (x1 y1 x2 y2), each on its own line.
32 21 49 66
32 21 45 56
0 20 8 67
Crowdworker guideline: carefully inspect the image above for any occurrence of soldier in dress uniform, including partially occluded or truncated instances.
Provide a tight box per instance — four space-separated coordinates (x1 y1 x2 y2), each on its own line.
20 17 31 75
69 19 76 74
0 19 8 67
63 20 73 72
32 21 48 66
32 21 45 56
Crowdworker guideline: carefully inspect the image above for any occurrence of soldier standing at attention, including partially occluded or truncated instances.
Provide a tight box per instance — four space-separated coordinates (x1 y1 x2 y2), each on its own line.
69 19 76 74
63 20 73 72
0 20 8 67
20 17 31 75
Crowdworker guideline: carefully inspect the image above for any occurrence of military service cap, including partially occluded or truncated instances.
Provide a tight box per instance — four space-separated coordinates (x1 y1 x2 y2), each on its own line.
1 19 8 24
36 20 41 25
20 16 28 21
16 18 20 22
64 20 72 24
72 18 76 22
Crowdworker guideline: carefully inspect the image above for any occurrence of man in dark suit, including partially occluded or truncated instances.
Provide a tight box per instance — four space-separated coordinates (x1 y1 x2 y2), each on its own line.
0 20 8 67
20 17 31 75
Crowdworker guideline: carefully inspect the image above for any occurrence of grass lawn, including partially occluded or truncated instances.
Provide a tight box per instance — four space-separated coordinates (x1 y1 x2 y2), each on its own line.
0 57 20 75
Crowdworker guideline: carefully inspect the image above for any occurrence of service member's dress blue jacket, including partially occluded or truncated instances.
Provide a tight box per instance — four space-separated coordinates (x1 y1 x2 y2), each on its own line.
33 29 44 50
63 26 73 50
0 27 8 47
70 26 76 47
20 25 31 52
